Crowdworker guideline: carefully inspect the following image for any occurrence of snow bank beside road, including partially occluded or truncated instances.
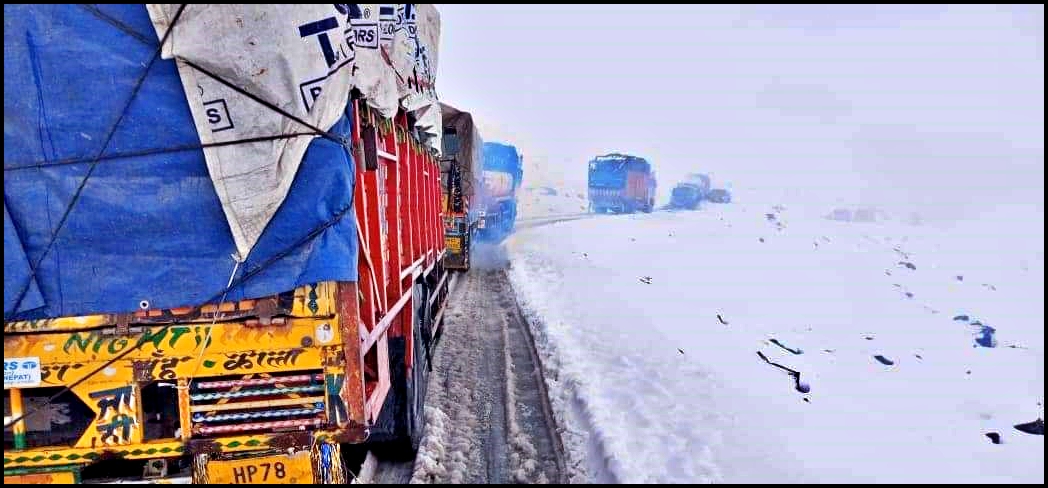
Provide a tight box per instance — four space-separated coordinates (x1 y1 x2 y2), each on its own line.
506 203 1044 483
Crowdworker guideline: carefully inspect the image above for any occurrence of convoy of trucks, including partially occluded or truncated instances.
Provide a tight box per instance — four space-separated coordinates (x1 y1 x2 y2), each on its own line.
438 106 525 268
2 5 737 485
439 102 484 271
587 153 657 214
2 4 521 484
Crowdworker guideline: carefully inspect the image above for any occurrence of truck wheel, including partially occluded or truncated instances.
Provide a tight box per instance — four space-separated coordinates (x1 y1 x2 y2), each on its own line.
377 283 431 460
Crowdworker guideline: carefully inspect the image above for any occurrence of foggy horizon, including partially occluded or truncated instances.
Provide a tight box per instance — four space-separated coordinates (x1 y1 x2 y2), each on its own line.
435 4 1044 224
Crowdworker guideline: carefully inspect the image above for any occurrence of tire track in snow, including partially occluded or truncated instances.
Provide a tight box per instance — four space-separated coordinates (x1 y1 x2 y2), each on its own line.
404 265 565 484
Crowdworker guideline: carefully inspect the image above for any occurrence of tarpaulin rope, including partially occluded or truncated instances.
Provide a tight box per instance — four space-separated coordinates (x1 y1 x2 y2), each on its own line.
4 132 320 171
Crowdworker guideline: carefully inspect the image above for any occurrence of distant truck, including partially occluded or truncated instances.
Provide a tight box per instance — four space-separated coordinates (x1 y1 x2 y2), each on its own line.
440 102 485 270
587 153 657 214
477 142 524 241
668 173 711 210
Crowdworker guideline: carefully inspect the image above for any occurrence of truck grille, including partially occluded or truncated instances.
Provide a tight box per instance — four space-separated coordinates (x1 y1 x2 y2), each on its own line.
189 371 327 437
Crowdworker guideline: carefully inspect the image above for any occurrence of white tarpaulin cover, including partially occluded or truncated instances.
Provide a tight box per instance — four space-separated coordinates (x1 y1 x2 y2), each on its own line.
146 4 441 259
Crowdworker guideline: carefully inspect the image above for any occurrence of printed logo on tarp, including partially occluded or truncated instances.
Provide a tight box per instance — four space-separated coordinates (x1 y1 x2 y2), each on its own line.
379 5 396 44
203 99 234 132
349 4 379 50
396 4 434 97
396 4 416 37
297 5 358 112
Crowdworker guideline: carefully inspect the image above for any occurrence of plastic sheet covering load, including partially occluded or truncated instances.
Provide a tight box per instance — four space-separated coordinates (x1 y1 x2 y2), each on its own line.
4 4 442 320
392 4 442 149
482 171 515 200
482 143 522 181
481 142 523 203
146 4 355 258
439 102 483 206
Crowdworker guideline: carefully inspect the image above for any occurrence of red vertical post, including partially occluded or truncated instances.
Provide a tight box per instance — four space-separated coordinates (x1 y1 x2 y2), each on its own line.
366 138 387 315
385 115 403 337
424 150 434 260
352 100 375 335
412 141 423 260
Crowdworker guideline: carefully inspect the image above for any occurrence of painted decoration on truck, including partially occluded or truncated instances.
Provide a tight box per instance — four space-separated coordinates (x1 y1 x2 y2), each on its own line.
86 386 140 446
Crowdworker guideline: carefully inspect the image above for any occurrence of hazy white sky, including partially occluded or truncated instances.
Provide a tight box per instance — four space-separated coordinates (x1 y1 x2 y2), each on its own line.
434 4 1043 221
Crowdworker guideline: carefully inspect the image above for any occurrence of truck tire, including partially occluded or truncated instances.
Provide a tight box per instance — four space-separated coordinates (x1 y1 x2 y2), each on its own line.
374 283 431 460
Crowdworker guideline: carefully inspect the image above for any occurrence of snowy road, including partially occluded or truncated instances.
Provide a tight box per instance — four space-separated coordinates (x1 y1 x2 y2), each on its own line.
363 243 568 484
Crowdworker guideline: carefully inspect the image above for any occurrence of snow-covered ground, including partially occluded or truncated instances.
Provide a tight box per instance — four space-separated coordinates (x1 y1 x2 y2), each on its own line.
506 201 1044 483
518 185 590 219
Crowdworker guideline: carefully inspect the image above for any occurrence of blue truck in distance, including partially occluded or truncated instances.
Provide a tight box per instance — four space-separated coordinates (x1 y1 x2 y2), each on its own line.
477 142 524 241
669 173 711 210
587 153 657 214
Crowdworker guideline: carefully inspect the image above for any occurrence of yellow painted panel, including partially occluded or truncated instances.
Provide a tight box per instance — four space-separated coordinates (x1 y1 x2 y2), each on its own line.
5 315 111 334
4 471 77 484
445 236 462 254
6 318 341 369
4 282 341 335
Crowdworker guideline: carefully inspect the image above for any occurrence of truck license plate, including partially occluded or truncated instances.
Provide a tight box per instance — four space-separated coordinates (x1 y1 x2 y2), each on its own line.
206 450 312 484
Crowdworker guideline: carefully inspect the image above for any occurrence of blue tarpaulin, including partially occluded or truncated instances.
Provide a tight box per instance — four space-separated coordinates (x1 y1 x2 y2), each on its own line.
3 4 358 320
482 142 523 187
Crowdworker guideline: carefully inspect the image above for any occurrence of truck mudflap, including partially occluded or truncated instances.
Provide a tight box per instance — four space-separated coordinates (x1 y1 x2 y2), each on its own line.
193 440 346 484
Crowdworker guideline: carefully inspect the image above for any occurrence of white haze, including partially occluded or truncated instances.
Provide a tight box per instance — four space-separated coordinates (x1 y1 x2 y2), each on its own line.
435 4 1044 226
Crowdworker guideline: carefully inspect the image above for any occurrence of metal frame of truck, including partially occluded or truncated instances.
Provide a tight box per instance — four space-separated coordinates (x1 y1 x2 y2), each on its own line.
3 97 450 484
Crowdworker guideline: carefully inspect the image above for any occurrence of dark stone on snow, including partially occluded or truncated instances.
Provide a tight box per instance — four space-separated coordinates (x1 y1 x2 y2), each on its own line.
770 338 803 355
985 432 1002 444
953 315 970 322
873 355 894 365
1014 418 1044 436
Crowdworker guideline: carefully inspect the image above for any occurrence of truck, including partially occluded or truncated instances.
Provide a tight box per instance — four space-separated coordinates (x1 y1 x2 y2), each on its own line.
668 173 712 210
587 153 657 214
439 102 484 271
476 142 524 241
4 4 449 484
